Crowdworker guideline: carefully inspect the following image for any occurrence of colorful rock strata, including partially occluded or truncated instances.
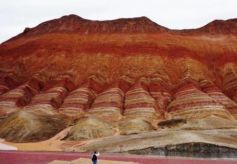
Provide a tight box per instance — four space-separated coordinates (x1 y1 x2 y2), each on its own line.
0 74 19 95
59 83 96 118
123 78 157 121
200 79 237 119
148 73 172 119
168 78 233 120
223 65 237 103
0 77 43 116
119 78 157 134
88 86 124 122
0 15 237 152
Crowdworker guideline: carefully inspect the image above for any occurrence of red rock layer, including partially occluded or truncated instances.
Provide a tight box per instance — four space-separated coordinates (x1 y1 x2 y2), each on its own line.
0 84 8 96
223 64 237 103
168 78 234 120
59 83 96 118
88 86 124 122
84 75 107 94
117 76 134 93
0 74 20 95
43 74 75 92
124 78 157 122
0 15 237 123
148 73 172 119
200 80 237 119
0 77 44 116
23 75 74 115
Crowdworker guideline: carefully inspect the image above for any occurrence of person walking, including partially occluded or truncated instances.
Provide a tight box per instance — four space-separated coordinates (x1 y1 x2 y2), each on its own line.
91 151 100 164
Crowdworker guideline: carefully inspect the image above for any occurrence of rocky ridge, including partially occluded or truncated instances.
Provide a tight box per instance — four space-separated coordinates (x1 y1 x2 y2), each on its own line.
0 15 237 156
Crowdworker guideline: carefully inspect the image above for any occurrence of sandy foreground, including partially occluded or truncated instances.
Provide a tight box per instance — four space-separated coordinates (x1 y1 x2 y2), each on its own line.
1 118 237 153
0 125 117 151
1 128 237 152
49 158 137 164
0 127 72 151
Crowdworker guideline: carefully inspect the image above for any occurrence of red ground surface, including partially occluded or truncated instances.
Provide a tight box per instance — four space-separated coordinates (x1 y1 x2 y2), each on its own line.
0 151 236 164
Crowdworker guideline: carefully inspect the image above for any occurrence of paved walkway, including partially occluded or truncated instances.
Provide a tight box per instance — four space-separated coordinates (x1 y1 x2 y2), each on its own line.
0 151 237 164
49 158 137 164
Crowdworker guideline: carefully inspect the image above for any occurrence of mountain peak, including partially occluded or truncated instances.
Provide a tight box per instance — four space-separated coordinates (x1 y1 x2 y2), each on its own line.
197 18 237 34
4 15 237 43
18 14 167 37
61 14 84 19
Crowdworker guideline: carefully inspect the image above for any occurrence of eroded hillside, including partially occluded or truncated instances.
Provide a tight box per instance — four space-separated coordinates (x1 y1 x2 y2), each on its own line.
0 15 237 155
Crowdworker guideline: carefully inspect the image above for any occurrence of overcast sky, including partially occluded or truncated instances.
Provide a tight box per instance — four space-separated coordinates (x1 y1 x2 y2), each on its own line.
0 0 237 43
